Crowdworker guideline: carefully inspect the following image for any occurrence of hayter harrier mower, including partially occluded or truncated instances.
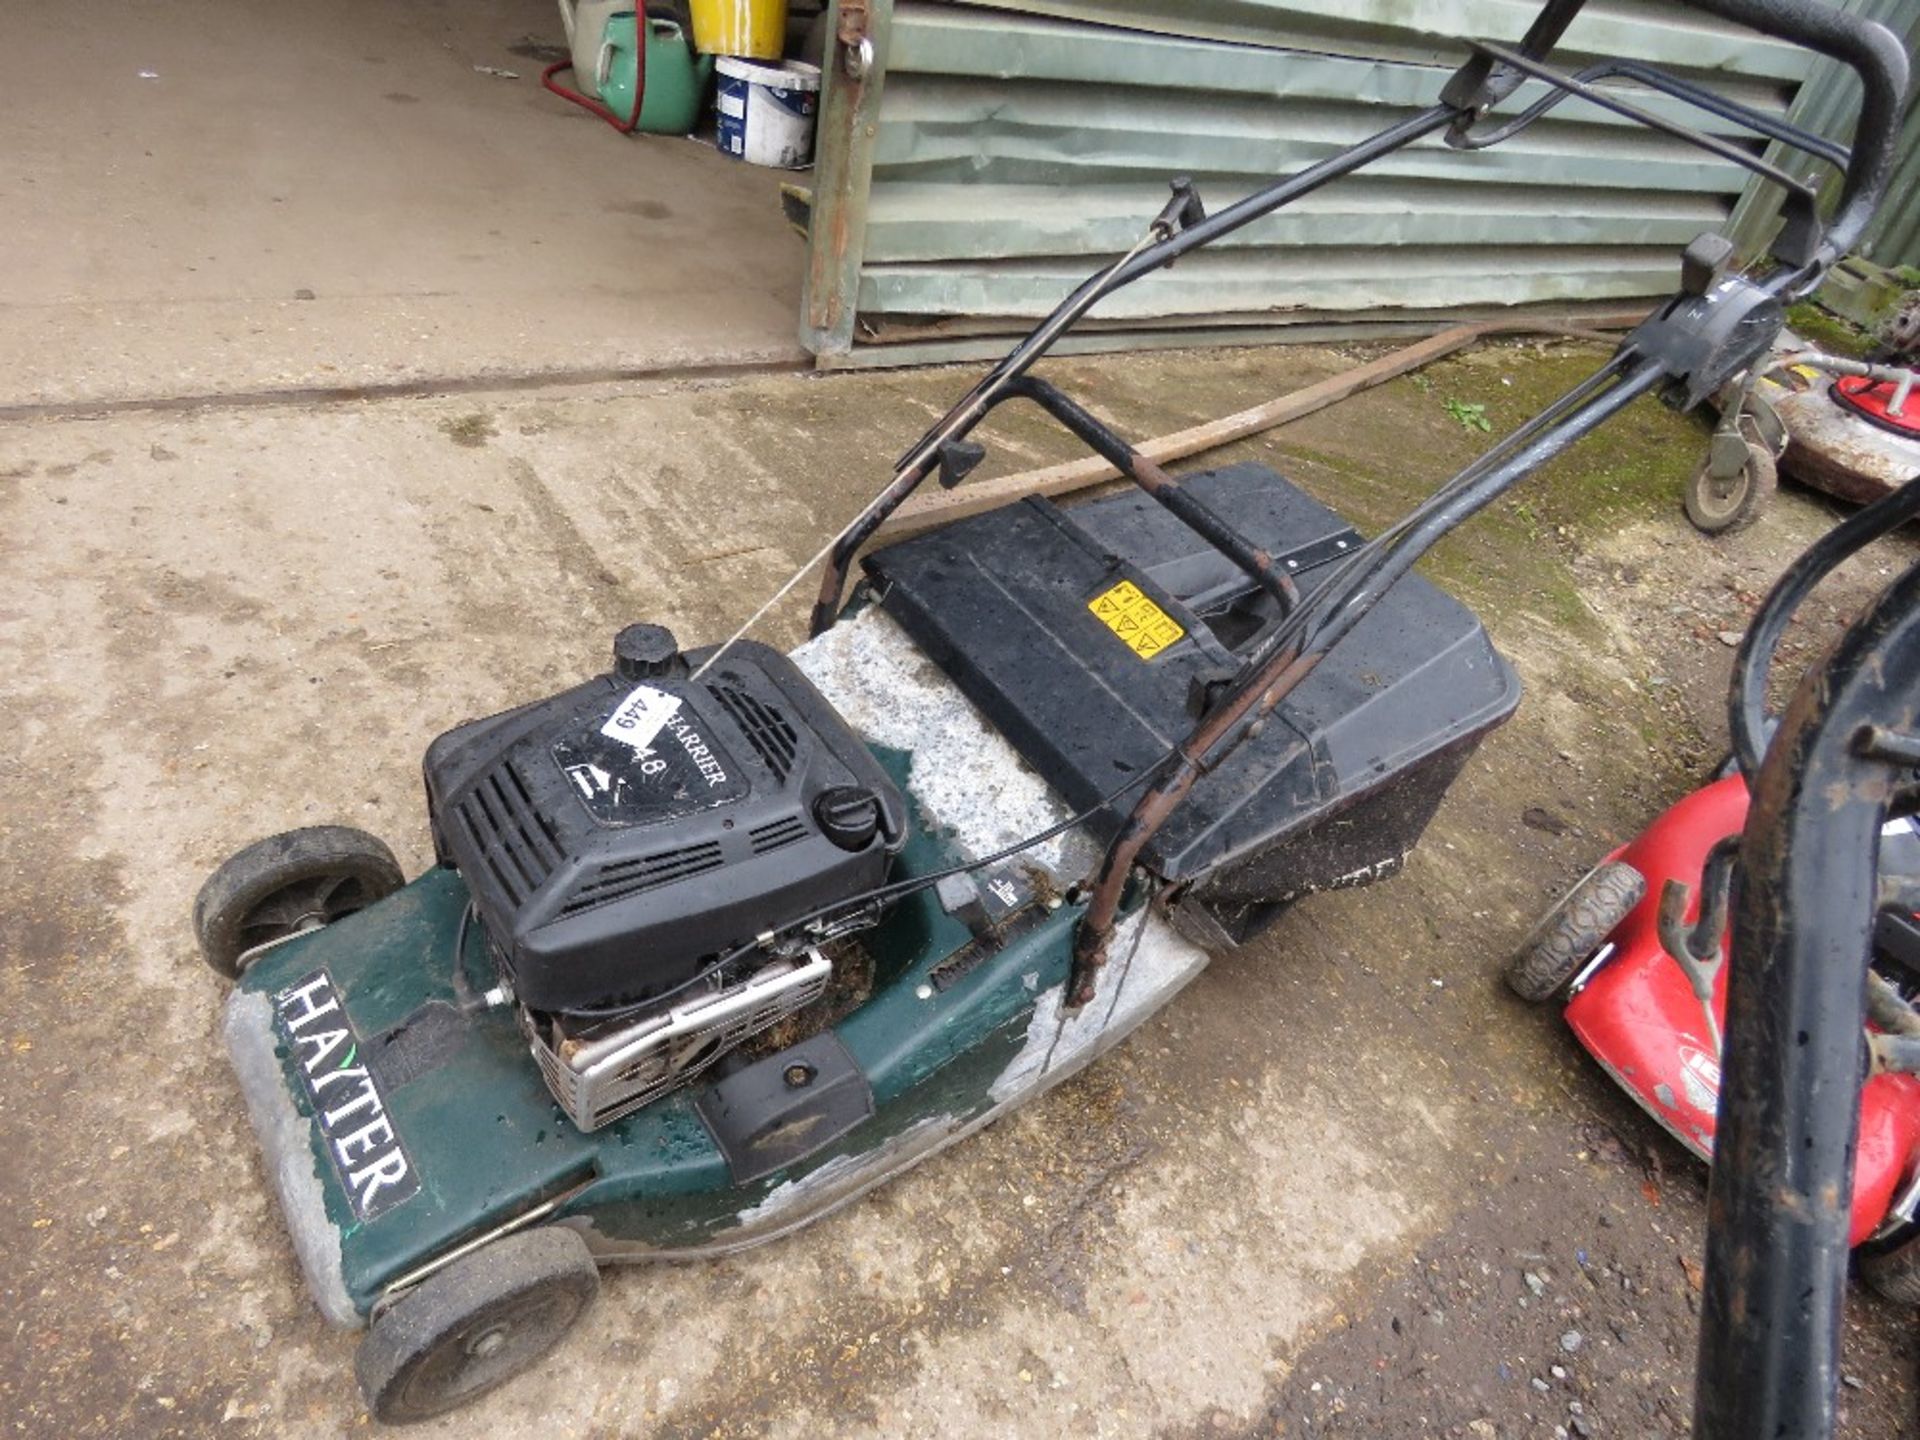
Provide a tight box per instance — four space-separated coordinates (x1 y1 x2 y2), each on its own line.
191 0 1906 1421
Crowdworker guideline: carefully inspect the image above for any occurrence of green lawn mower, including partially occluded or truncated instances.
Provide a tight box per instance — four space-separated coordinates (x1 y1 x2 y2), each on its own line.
191 0 1905 1421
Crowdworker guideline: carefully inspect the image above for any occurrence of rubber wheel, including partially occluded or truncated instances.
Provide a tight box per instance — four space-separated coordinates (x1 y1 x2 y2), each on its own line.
192 825 403 979
1507 860 1647 1002
356 1227 600 1425
1684 442 1777 535
1859 1225 1920 1306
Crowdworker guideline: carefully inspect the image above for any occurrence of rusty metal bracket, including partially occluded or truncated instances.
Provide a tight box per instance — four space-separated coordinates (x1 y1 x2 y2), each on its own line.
994 376 1301 613
836 0 869 44
837 0 874 79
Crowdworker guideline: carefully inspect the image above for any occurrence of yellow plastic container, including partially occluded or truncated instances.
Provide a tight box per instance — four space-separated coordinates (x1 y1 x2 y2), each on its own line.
688 0 787 60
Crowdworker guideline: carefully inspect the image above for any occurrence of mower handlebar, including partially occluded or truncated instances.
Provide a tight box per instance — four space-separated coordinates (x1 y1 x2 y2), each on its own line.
1668 0 1908 269
1729 476 1920 780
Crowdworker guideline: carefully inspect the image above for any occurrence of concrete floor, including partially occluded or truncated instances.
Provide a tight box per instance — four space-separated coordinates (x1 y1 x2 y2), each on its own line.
0 0 808 409
2 343 1916 1437
3 10 1918 1433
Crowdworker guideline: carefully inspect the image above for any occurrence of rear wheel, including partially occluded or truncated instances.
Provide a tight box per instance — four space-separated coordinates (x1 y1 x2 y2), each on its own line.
1684 440 1777 535
1507 860 1647 1002
356 1227 601 1424
192 825 403 979
1859 1224 1920 1306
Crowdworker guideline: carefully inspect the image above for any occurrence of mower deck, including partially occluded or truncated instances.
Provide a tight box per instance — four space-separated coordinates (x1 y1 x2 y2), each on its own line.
1559 775 1920 1247
223 608 1209 1325
1763 367 1920 507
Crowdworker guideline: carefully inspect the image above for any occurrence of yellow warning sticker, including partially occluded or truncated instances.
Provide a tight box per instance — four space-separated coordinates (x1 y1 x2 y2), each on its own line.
1088 580 1185 660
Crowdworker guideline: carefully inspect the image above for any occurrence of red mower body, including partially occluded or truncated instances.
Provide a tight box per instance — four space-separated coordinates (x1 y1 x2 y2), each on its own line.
1560 773 1920 1247
1830 374 1920 439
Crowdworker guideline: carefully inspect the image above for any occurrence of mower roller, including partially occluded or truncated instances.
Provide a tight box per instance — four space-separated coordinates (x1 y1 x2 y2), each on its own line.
191 0 1908 1423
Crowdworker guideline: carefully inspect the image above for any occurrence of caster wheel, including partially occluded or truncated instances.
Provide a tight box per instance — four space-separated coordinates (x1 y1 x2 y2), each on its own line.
1507 860 1647 1002
1859 1224 1920 1306
356 1227 600 1424
192 825 403 979
1684 439 1777 535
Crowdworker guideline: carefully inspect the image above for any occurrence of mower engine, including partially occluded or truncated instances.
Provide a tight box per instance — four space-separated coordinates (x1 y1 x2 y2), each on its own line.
423 624 906 1130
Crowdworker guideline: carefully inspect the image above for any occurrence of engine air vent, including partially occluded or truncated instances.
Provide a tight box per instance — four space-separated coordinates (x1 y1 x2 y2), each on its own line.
710 683 799 782
455 761 563 906
561 841 725 916
749 815 808 855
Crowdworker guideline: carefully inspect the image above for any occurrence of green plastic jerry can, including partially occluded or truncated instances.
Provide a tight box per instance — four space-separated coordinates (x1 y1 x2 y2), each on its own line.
599 15 713 135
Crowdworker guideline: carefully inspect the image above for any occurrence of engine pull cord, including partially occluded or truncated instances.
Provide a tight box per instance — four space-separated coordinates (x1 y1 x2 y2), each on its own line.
541 0 649 134
688 227 1166 685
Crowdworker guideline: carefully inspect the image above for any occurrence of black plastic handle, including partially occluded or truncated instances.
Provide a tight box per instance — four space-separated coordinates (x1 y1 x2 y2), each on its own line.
1729 474 1920 779
1667 0 1908 266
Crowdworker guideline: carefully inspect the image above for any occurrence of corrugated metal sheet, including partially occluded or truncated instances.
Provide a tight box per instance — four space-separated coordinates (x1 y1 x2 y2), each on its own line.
803 0 1824 358
936 0 1812 76
1728 0 1919 268
1871 108 1920 266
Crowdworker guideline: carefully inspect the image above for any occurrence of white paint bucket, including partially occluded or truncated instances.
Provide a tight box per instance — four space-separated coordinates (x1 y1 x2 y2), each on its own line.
714 57 821 168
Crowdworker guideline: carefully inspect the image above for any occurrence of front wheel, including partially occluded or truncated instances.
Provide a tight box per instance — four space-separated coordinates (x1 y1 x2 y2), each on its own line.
356 1226 601 1424
1507 860 1647 1002
1684 440 1777 535
192 825 403 979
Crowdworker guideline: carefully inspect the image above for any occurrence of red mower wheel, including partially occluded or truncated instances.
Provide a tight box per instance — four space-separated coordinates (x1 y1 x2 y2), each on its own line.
1507 860 1647 1002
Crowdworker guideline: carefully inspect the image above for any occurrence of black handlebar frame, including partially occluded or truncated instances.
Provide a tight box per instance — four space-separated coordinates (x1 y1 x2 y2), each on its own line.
1675 0 1908 270
1729 476 1920 779
1443 0 1908 271
807 0 1908 645
790 3 1914 1429
1697 558 1920 1440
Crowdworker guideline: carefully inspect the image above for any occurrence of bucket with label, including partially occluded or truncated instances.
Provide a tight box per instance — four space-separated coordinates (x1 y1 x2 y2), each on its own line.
714 57 821 168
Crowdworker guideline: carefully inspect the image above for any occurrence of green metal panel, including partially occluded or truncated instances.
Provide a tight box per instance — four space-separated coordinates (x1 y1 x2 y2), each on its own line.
936 0 1813 76
224 752 1084 1318
858 247 1689 319
803 0 1822 359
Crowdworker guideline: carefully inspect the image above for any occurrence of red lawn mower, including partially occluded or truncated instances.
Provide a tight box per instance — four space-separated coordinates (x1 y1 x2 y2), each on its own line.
1685 338 1920 533
1510 476 1920 1301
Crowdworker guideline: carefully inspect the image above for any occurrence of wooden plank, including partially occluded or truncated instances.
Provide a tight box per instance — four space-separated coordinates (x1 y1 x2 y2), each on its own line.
873 315 1638 540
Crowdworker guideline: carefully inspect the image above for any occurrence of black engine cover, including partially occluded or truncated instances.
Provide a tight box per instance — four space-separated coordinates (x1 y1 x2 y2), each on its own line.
423 638 905 1012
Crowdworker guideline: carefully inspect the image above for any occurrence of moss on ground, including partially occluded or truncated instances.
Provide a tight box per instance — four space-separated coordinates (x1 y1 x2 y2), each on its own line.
1218 339 1714 777
1784 301 1872 359
1246 343 1705 646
